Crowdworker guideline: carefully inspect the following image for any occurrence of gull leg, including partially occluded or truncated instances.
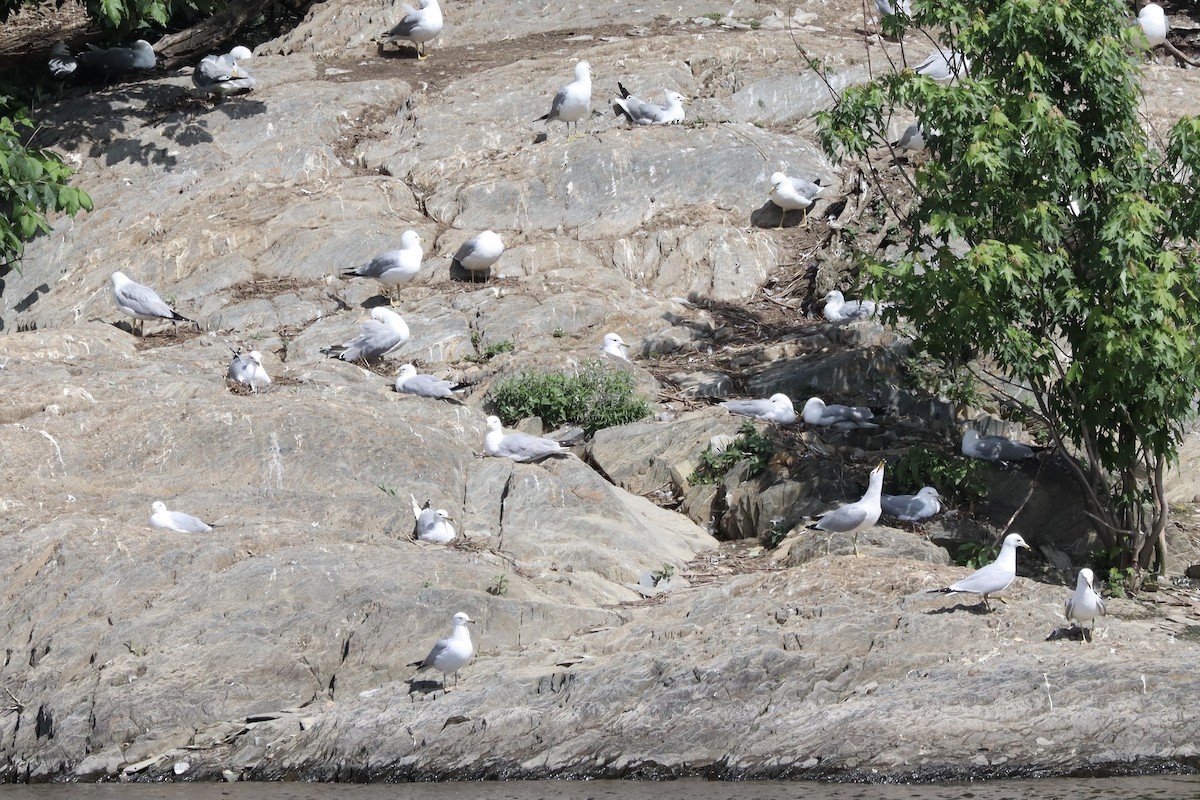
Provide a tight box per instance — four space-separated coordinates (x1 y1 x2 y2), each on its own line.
803 207 810 229
777 211 786 230
852 532 862 558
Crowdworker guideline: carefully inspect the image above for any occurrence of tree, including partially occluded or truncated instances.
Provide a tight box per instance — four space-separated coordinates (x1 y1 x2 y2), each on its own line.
817 0 1200 576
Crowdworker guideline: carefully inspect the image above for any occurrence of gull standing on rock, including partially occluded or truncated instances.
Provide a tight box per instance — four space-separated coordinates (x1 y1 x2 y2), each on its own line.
961 428 1037 463
149 501 215 533
321 307 410 363
612 82 686 125
802 396 878 429
1137 3 1168 49
110 271 192 337
928 533 1029 611
411 611 475 690
450 230 505 279
768 172 824 229
226 350 271 393
600 333 630 361
412 496 457 543
192 46 255 99
719 393 797 425
1065 567 1106 642
880 486 942 522
382 0 444 59
806 462 886 556
394 364 462 400
484 416 569 462
342 230 424 303
537 61 592 140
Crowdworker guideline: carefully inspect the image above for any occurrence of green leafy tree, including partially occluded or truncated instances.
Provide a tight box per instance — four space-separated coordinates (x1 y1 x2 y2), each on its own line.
818 0 1200 575
0 0 223 34
0 101 93 272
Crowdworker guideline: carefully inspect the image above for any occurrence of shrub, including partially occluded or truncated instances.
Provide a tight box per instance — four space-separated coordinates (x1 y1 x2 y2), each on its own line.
487 361 651 436
691 420 775 485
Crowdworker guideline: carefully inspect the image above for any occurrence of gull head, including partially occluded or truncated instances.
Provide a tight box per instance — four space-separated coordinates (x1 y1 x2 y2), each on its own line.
151 501 167 513
575 60 592 80
401 230 422 248
247 351 263 365
769 393 793 410
1004 533 1030 550
397 364 417 380
229 46 253 61
1077 567 1095 590
485 415 504 433
452 611 475 626
769 171 788 189
434 509 453 522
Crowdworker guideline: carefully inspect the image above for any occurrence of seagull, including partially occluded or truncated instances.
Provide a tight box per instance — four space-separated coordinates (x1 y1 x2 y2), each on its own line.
1065 567 1106 642
450 230 505 280
600 332 630 361
801 396 878 429
890 122 940 156
192 46 255 99
226 350 271 393
149 501 214 533
536 61 592 139
1137 3 1168 49
822 290 879 322
880 486 942 522
321 307 410 362
961 429 1037 463
768 172 824 228
410 611 475 690
912 49 970 82
394 364 462 400
109 271 192 337
929 533 1029 611
412 496 456 544
51 39 156 79
483 416 570 462
719 393 797 425
874 0 912 17
382 0 444 59
612 82 686 125
341 230 424 302
806 462 886 557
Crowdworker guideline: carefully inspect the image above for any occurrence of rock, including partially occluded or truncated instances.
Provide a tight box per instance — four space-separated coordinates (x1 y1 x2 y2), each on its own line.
1 0 1198 783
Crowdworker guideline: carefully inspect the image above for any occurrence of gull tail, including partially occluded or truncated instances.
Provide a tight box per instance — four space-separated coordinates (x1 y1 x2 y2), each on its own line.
170 311 193 324
534 112 550 123
612 99 634 123
926 588 954 594
616 81 633 99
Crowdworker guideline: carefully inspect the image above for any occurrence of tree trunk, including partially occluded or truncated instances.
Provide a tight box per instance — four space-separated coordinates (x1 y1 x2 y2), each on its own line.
151 0 293 68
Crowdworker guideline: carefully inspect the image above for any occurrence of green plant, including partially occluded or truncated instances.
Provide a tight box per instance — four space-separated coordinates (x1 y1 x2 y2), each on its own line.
818 0 1200 574
765 517 790 549
486 574 508 596
123 641 148 657
465 337 514 363
953 541 999 571
377 485 397 497
551 328 566 338
749 18 760 29
0 103 92 273
487 361 651 436
892 444 986 503
651 563 674 584
702 11 723 21
691 420 776 485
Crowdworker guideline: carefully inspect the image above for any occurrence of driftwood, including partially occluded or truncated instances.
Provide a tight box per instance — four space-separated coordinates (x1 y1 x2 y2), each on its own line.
152 0 314 69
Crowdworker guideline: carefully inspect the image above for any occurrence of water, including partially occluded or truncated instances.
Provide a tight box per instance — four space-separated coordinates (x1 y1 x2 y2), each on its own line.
1 776 1198 800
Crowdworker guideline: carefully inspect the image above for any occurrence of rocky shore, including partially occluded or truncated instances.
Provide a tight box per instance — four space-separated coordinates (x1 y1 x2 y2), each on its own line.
2 0 1200 783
